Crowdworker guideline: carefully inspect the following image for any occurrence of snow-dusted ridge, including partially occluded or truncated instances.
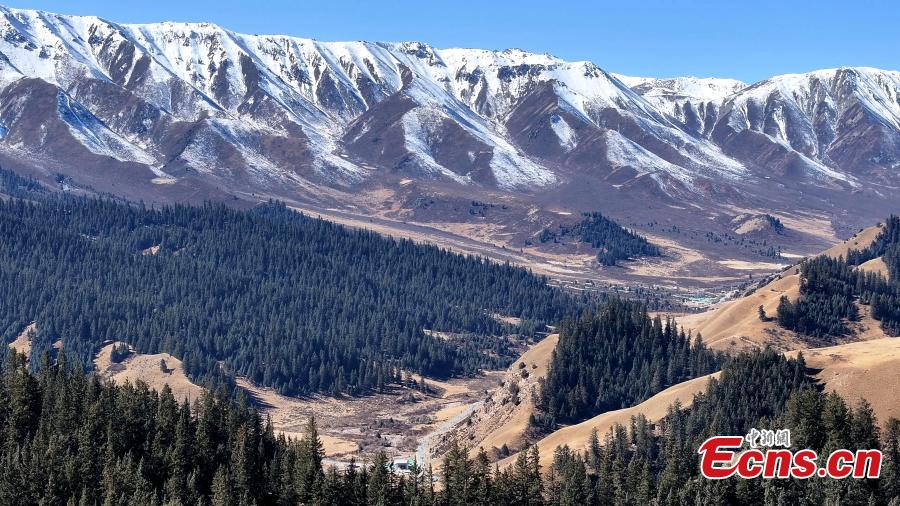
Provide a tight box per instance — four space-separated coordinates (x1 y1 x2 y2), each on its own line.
0 4 897 198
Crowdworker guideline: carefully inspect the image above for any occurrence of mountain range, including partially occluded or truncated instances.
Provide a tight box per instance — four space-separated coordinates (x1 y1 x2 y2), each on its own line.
0 5 898 277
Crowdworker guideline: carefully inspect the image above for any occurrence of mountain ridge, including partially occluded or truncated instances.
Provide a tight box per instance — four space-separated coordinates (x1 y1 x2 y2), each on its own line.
1 4 896 193
0 4 898 289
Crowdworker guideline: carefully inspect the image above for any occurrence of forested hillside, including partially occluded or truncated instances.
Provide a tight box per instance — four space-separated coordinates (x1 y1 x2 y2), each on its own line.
536 299 723 428
7 348 899 505
848 215 900 279
547 350 900 505
538 212 660 266
0 170 572 395
777 216 900 337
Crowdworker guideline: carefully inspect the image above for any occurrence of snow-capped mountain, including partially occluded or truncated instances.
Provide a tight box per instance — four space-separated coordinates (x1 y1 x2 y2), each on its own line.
620 75 746 136
0 5 897 226
711 68 900 185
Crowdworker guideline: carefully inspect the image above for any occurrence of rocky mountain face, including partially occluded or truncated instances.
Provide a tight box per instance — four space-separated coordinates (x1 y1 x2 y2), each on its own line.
0 5 897 233
616 75 746 137
711 69 900 187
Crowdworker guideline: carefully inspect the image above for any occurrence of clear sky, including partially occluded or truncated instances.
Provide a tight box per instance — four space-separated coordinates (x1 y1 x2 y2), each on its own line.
5 0 899 83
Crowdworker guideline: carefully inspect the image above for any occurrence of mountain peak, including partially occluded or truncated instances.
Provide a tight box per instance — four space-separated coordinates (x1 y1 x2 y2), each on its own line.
0 2 896 227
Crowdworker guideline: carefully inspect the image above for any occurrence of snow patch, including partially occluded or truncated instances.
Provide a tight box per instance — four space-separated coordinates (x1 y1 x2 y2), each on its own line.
604 130 696 190
57 91 156 164
401 107 469 184
550 114 576 152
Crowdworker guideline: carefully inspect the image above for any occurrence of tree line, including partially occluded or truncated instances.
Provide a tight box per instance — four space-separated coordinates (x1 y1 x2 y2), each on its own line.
8 347 900 505
458 350 899 505
532 349 900 505
0 350 548 505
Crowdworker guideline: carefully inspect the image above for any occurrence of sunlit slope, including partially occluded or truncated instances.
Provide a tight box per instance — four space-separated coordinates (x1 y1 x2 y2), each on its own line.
678 224 887 351
790 338 900 426
499 372 719 470
437 334 559 458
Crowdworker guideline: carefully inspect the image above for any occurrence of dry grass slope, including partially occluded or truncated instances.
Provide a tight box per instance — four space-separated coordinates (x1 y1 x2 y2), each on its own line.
500 372 720 470
8 322 36 357
94 341 205 403
677 273 801 352
455 223 900 477
438 334 559 459
790 338 900 427
858 257 889 278
677 224 887 352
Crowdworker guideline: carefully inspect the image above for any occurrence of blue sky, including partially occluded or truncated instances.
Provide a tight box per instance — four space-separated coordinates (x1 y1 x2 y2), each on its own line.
6 0 899 83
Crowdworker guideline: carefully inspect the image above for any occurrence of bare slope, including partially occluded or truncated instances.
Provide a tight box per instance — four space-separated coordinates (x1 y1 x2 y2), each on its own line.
473 223 898 473
793 338 900 426
859 257 890 278
8 322 36 357
91 341 499 460
500 334 900 470
677 273 802 351
436 334 559 459
500 372 719 470
94 341 205 403
820 224 886 260
677 224 887 351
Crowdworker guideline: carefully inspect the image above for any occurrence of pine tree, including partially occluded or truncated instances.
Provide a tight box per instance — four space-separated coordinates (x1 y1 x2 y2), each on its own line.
471 448 494 504
367 451 391 506
0 189 573 397
442 441 472 505
881 418 900 501
295 416 325 502
211 467 232 506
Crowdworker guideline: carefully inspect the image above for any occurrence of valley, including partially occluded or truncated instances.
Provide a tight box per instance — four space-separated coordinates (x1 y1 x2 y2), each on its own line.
0 3 898 505
13 320 499 467
0 5 896 297
61 214 900 464
282 191 824 294
8 208 896 480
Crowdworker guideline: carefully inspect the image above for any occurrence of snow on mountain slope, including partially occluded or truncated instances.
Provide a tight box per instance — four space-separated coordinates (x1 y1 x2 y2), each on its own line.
438 48 650 120
56 89 157 164
0 4 896 207
712 67 900 183
433 48 748 185
549 114 577 152
723 67 900 135
617 75 746 105
620 75 746 135
603 129 697 190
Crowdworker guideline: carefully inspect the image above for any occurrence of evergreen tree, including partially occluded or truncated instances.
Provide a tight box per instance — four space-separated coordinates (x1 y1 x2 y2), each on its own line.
367 451 391 506
295 416 325 502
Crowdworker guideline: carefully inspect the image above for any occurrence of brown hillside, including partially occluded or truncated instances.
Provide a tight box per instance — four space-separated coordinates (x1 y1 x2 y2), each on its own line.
821 224 884 260
435 334 559 460
677 224 887 352
499 372 720 470
477 224 897 474
8 322 36 357
859 257 889 278
792 338 900 426
677 273 801 352
500 333 900 471
94 341 205 403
